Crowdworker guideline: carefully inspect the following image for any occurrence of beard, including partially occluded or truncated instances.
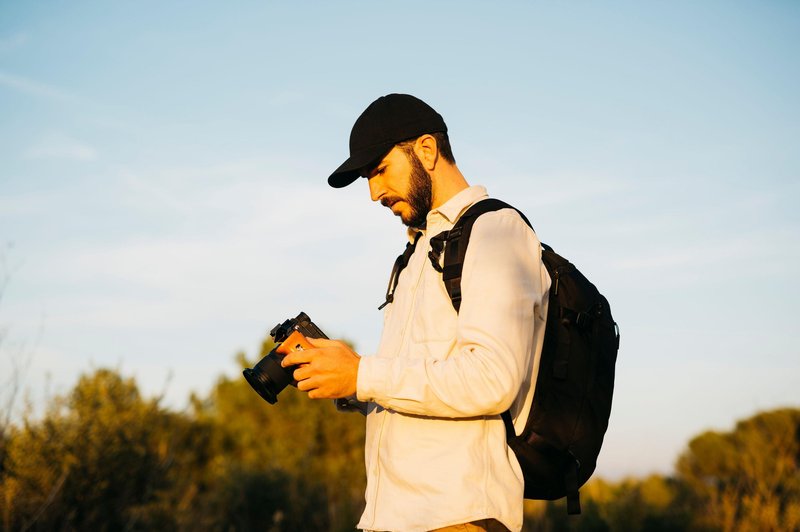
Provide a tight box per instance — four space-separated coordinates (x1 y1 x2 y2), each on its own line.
398 151 433 229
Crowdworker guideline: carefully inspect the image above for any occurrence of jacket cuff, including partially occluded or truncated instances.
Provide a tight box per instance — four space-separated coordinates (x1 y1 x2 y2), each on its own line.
356 355 390 403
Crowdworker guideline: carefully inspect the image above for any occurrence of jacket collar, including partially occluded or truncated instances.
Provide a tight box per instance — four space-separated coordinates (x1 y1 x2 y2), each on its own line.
429 185 488 225
406 185 489 242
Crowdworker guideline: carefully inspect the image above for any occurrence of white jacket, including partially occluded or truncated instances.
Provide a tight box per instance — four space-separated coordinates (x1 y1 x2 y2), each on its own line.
356 186 550 531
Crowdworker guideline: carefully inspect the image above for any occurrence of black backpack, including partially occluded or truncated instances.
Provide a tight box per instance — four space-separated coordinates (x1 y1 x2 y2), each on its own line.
380 198 620 515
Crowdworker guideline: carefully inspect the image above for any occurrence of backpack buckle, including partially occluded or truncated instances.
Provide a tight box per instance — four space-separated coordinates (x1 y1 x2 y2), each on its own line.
428 231 449 272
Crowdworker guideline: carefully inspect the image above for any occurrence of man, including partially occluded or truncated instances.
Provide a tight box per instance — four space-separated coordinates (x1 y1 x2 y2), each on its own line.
281 94 550 532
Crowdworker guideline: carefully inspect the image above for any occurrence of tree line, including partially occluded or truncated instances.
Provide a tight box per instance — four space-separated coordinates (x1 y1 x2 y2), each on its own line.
1 338 798 531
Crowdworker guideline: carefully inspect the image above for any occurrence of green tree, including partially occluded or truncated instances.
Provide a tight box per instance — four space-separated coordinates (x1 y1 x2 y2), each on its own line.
675 408 800 532
0 368 215 531
526 475 688 532
0 336 369 531
1 358 797 531
3 369 158 529
192 339 366 531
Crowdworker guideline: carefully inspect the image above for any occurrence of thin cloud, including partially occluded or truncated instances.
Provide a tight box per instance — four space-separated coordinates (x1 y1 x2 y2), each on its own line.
267 90 306 107
36 175 395 332
611 230 795 279
118 168 194 215
0 69 144 136
494 171 626 209
0 194 51 217
0 70 73 103
614 243 740 272
24 132 98 161
0 32 28 53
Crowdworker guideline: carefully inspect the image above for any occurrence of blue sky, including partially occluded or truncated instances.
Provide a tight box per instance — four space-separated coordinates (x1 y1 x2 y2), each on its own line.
1 1 798 479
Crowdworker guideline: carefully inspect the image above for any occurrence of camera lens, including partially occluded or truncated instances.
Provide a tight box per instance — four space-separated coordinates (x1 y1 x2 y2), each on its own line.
242 350 294 404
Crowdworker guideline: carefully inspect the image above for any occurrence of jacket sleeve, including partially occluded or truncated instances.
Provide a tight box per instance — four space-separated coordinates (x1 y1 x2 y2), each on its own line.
356 209 550 418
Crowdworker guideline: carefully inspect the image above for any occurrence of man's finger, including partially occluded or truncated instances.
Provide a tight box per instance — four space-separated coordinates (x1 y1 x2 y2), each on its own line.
292 364 313 382
296 376 318 392
281 349 314 367
306 337 337 348
307 389 324 400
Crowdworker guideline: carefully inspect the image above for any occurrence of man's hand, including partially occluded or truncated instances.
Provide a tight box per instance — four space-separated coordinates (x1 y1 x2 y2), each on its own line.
280 338 361 399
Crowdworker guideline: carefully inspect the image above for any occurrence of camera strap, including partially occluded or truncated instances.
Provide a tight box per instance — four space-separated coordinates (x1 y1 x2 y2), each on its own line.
379 232 422 310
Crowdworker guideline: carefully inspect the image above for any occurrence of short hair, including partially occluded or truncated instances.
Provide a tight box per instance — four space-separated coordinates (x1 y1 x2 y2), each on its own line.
397 131 456 165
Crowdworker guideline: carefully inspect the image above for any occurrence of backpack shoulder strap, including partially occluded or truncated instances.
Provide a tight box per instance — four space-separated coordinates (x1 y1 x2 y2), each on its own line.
433 198 536 441
435 198 533 312
379 232 422 310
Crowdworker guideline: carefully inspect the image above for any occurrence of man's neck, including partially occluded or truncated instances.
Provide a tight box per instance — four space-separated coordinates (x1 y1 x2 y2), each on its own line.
431 164 469 210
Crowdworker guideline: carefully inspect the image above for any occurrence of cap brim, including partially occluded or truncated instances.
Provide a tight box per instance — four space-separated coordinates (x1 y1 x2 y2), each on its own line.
328 143 394 188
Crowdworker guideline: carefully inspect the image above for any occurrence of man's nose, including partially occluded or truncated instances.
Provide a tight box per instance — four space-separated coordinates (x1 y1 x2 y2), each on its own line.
368 175 386 202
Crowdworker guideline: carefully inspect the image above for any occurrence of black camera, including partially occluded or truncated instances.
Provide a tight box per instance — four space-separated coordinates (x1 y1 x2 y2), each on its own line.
243 312 328 404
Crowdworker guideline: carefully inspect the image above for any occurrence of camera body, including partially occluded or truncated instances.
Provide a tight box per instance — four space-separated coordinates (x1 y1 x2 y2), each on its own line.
243 312 328 404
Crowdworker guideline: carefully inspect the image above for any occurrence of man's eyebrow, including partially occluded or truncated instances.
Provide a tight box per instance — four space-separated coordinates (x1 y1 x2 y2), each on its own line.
362 162 386 178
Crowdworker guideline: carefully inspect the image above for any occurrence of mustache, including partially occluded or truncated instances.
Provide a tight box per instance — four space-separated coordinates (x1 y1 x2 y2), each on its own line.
381 197 401 208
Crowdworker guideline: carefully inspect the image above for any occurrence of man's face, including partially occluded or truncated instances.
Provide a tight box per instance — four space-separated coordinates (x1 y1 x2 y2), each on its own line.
364 146 432 228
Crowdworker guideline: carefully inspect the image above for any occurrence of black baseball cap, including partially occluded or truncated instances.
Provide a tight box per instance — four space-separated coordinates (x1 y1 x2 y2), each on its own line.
328 93 448 188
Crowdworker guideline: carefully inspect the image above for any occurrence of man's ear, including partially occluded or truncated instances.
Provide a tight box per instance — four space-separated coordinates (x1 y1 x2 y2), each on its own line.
414 134 439 171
